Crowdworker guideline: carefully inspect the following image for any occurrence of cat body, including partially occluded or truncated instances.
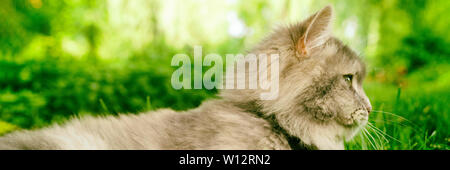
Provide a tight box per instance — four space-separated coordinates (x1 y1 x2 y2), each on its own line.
0 100 291 150
0 6 371 150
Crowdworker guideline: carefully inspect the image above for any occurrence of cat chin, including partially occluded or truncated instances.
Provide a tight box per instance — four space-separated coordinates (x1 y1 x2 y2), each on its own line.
299 121 366 150
343 123 366 141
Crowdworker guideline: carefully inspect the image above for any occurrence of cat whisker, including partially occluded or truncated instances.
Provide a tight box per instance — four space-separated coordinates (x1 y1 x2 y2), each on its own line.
359 127 368 150
361 127 377 150
369 111 423 134
371 126 389 144
358 129 368 150
369 119 411 128
371 110 414 124
367 123 384 136
365 123 389 144
363 127 382 150
370 119 423 133
367 123 402 143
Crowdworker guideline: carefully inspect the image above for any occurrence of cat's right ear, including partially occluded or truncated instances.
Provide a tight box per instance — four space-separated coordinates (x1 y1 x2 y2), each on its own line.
297 6 333 56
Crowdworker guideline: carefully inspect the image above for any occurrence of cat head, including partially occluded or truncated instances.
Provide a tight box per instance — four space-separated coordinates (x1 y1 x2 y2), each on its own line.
223 6 372 149
269 6 372 149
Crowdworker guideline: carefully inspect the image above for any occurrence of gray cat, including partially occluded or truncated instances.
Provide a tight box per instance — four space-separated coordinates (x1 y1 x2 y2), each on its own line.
0 6 371 150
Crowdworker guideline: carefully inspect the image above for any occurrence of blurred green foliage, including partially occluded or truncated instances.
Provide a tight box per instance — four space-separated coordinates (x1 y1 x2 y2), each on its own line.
0 0 448 149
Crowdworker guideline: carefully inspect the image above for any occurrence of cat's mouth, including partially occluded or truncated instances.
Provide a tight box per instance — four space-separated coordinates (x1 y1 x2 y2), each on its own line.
336 108 369 127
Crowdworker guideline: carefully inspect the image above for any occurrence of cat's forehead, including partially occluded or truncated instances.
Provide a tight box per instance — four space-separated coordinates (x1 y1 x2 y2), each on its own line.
321 38 366 75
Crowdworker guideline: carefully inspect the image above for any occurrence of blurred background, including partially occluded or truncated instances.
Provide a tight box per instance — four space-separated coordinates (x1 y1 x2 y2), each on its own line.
0 0 448 150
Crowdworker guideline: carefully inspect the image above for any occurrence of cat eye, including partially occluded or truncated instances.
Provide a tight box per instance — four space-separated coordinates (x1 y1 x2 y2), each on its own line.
343 74 353 83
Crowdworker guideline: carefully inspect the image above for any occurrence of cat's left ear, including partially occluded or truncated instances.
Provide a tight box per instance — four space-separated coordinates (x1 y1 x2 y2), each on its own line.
297 5 333 56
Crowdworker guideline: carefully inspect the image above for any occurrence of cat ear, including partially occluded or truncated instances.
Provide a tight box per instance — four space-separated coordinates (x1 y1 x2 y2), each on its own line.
297 5 333 56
